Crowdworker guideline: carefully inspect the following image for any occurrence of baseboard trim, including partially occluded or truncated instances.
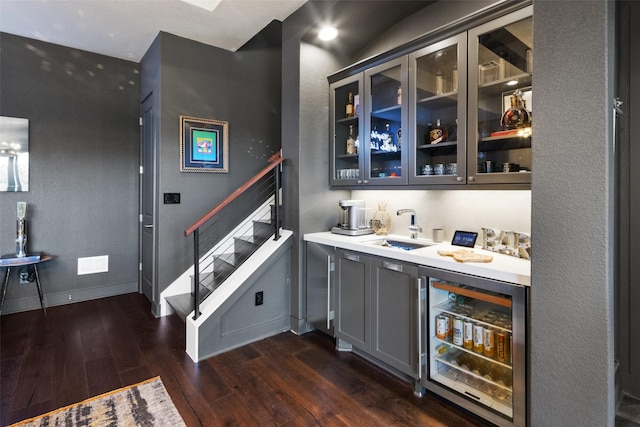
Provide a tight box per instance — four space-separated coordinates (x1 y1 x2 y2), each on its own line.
1 281 138 315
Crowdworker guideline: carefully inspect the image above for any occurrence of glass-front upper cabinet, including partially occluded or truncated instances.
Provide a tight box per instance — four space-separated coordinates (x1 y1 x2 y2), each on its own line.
330 74 364 186
467 6 533 185
409 33 467 185
363 56 408 185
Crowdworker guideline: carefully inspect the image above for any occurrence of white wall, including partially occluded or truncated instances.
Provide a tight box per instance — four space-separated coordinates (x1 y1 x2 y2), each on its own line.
350 190 531 242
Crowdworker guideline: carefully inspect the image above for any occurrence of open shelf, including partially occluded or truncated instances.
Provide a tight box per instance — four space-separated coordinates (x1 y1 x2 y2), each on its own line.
478 73 532 97
417 140 458 150
478 135 531 152
416 92 458 108
432 281 512 308
336 116 359 124
431 360 513 416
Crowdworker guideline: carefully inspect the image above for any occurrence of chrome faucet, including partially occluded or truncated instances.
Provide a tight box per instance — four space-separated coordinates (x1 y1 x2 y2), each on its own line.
396 209 422 239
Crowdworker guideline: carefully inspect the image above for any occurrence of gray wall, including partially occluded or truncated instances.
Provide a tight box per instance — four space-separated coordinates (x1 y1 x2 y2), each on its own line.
0 33 140 313
282 4 350 333
142 28 283 306
531 1 615 425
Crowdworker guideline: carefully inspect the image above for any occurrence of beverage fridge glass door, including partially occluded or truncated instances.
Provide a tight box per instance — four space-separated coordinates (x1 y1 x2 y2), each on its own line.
421 267 527 427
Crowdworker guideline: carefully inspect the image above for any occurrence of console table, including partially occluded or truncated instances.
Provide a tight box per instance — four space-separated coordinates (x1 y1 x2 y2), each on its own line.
0 255 53 316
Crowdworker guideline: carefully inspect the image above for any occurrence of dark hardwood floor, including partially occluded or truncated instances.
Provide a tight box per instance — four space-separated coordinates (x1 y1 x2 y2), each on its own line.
1 293 492 426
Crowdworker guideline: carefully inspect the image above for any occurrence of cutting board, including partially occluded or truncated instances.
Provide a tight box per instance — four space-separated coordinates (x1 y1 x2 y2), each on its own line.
437 249 493 263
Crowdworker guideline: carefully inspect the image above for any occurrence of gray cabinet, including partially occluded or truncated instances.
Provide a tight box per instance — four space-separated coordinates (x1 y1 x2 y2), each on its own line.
408 32 468 185
330 57 409 187
329 4 533 189
371 258 421 377
335 251 422 379
335 250 370 351
467 5 533 185
305 242 334 335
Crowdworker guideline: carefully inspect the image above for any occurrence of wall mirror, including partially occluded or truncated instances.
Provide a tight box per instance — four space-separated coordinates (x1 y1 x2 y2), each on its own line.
0 116 29 192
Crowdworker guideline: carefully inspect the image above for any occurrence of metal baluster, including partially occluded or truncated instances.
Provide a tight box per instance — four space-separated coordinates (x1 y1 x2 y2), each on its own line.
274 165 281 241
193 229 200 320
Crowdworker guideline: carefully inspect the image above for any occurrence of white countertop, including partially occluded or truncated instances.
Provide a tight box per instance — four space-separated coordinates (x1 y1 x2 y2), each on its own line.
304 231 530 287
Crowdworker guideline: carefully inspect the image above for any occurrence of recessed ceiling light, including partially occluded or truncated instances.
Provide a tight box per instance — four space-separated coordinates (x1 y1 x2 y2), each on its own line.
507 80 519 86
318 26 339 41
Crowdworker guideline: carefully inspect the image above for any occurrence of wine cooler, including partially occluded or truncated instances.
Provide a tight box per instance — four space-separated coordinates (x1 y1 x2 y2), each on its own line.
419 267 528 427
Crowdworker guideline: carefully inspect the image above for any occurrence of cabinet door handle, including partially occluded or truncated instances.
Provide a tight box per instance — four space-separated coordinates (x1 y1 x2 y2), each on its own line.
468 176 476 182
382 261 403 272
326 255 331 330
344 253 359 262
417 276 426 380
456 176 463 182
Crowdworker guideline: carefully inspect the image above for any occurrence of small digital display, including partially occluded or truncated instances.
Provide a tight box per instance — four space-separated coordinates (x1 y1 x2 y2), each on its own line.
451 230 478 248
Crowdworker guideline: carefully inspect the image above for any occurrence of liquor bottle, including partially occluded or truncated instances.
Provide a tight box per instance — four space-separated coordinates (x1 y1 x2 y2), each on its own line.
346 92 354 117
383 123 395 151
522 99 532 125
424 123 433 144
501 89 531 130
397 86 402 105
429 119 448 144
346 124 356 155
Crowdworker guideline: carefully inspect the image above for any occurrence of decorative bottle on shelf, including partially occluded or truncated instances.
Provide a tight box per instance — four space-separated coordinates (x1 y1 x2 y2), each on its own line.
451 64 458 92
346 124 356 155
424 122 433 144
346 92 354 118
429 119 448 144
371 200 391 235
522 99 532 124
380 123 395 151
435 70 444 95
16 202 27 257
500 89 531 130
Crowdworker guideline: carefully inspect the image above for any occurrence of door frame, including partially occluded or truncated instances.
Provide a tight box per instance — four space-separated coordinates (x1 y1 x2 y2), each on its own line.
616 0 640 400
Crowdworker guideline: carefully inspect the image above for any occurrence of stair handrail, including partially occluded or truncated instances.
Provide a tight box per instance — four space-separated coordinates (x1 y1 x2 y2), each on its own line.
185 150 284 320
185 151 284 236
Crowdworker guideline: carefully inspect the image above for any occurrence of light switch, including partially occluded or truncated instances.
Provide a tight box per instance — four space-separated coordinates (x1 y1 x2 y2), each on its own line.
164 193 180 204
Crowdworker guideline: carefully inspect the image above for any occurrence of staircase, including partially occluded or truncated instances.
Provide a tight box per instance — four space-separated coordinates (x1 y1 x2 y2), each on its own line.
161 152 292 362
165 213 278 321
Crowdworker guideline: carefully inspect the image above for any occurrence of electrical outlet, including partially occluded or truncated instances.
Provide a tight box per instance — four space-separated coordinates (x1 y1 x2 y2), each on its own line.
255 291 263 306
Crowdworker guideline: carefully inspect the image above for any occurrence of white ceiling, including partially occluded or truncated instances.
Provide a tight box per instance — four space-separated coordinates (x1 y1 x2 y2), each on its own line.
0 0 308 62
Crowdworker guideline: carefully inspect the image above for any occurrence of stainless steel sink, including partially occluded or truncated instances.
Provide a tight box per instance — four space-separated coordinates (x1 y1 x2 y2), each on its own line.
365 238 432 251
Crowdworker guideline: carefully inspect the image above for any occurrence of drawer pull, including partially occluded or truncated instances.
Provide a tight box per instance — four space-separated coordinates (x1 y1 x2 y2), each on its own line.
344 253 360 262
382 261 403 272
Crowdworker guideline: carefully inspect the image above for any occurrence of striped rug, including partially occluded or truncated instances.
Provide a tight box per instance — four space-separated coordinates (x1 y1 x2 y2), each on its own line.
10 376 185 427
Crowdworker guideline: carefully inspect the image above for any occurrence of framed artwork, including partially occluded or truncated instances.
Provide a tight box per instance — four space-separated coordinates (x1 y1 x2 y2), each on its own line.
180 115 229 173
